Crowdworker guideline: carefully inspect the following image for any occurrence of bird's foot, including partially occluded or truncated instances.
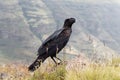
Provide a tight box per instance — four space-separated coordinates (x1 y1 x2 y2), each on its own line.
54 62 62 67
57 62 62 65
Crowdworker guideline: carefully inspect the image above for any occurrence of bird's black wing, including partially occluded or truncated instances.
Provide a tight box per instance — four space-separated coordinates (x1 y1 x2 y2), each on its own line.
37 28 64 55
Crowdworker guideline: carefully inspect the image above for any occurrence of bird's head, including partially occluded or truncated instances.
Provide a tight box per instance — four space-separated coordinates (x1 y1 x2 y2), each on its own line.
63 18 76 28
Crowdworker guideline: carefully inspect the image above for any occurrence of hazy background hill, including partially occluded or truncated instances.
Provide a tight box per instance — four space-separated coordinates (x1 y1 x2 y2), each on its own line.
0 0 120 63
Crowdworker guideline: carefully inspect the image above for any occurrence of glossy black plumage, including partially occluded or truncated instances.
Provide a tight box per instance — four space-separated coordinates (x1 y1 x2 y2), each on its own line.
28 18 76 71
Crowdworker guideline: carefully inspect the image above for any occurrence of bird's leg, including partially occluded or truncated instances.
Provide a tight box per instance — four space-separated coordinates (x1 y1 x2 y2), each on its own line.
55 45 62 65
55 56 62 65
51 57 57 65
55 57 62 62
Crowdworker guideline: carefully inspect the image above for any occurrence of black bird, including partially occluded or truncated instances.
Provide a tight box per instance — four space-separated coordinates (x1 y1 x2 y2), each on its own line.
28 18 76 71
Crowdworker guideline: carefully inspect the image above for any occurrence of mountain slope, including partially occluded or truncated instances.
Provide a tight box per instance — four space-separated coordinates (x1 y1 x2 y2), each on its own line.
0 0 41 62
43 0 120 54
0 0 120 63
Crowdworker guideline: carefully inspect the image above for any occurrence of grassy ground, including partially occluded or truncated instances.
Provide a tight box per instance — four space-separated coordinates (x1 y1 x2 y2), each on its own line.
66 64 120 80
0 58 120 80
29 65 66 80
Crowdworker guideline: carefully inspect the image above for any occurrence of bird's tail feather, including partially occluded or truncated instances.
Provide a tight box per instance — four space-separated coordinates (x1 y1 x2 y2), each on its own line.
28 56 46 72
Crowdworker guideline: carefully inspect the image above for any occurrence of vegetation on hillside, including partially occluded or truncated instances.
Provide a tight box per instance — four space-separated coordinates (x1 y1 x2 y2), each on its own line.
0 57 120 80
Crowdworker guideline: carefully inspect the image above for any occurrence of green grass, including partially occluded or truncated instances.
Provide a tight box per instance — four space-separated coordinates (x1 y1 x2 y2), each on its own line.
112 57 120 66
65 65 120 80
1 58 120 80
29 59 120 80
29 65 66 80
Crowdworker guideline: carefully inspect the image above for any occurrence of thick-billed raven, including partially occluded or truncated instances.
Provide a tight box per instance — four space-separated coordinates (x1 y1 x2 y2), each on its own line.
28 18 76 71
